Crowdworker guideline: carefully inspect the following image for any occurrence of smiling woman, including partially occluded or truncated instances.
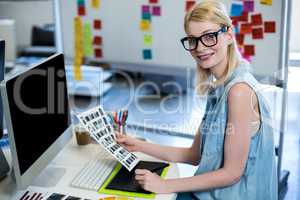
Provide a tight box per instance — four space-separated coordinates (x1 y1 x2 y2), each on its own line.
116 1 278 199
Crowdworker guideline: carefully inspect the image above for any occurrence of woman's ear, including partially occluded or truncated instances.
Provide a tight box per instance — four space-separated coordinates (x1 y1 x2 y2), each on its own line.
226 27 234 45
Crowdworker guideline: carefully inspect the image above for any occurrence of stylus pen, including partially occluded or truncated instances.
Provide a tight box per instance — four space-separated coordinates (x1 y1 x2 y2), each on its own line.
149 164 170 172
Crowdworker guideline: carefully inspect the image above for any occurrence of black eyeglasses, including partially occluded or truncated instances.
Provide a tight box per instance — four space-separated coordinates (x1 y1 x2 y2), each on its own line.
181 26 228 51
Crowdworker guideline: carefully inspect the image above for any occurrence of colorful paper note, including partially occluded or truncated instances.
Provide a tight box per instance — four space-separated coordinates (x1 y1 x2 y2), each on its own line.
243 55 252 62
244 45 255 56
73 17 83 80
142 12 151 21
94 19 102 30
143 34 152 46
232 19 238 27
143 49 152 59
142 5 150 13
230 2 243 17
140 20 151 31
260 0 272 6
91 0 100 9
93 36 102 45
252 28 264 39
77 0 85 6
251 14 263 26
243 1 254 12
240 23 252 34
186 1 196 12
83 23 93 57
240 12 249 22
152 6 161 16
234 26 239 34
235 34 244 45
264 21 276 33
74 65 82 80
149 0 158 4
78 5 86 16
95 48 103 58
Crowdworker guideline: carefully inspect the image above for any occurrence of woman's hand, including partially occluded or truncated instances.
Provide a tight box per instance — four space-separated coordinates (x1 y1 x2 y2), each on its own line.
115 133 144 152
135 169 171 194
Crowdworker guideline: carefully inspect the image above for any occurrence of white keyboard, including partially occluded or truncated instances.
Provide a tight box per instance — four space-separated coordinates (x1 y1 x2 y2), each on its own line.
71 151 117 191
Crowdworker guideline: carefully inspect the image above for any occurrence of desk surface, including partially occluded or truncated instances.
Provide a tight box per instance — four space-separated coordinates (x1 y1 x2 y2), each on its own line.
0 135 179 200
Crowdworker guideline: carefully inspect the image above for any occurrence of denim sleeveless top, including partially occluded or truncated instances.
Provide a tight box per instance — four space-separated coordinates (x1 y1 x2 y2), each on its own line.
193 63 278 200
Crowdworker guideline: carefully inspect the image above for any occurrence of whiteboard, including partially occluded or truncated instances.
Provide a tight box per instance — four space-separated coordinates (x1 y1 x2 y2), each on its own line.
57 0 286 77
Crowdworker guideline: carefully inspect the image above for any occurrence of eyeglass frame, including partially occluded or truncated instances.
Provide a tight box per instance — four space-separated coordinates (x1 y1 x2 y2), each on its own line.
180 26 229 51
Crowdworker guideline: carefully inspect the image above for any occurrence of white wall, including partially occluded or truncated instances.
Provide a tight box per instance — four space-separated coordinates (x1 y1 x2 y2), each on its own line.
0 0 298 53
290 0 300 52
0 1 53 49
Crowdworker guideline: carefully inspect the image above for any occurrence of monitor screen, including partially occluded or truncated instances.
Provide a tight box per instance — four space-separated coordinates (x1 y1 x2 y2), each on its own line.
5 54 70 175
0 40 4 139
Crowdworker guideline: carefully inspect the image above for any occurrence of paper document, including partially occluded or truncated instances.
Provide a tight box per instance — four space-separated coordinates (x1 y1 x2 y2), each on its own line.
77 106 140 171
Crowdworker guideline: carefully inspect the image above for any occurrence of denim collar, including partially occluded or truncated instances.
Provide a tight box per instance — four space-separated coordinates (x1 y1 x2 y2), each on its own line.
208 61 250 100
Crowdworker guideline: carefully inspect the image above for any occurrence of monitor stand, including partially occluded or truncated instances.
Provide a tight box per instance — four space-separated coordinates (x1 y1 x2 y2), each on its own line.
0 148 9 180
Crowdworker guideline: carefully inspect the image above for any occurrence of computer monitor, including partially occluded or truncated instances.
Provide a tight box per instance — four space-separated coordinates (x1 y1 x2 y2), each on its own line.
0 40 4 138
0 39 10 180
0 53 72 189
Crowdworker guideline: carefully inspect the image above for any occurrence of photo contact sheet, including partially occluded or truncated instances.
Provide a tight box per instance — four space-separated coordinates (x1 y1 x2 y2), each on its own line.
77 106 139 171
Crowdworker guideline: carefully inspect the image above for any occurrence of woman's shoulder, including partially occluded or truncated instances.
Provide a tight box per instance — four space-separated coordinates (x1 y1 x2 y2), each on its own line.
227 82 255 104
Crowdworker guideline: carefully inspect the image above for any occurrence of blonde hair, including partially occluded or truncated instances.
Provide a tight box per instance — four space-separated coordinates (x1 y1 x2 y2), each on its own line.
184 0 242 95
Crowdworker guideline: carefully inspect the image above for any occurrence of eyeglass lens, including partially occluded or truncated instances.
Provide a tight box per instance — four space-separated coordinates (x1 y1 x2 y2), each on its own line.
183 32 217 50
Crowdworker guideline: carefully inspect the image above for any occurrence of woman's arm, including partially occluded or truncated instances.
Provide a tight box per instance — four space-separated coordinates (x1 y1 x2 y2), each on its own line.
139 131 201 165
135 83 255 193
116 129 201 165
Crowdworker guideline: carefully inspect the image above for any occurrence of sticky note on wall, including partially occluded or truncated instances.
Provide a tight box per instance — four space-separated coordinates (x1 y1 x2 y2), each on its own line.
235 34 244 45
77 0 85 5
244 45 255 56
260 0 272 6
143 49 152 59
91 0 100 9
93 36 102 45
143 34 152 46
142 12 151 21
251 14 263 26
140 20 151 31
264 21 276 33
78 6 86 16
74 17 83 80
186 1 196 12
243 1 254 12
240 23 252 34
83 22 93 56
252 28 264 39
230 2 243 17
74 66 82 80
152 6 161 16
95 48 103 58
239 12 249 22
142 5 150 13
149 0 158 4
94 19 102 30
